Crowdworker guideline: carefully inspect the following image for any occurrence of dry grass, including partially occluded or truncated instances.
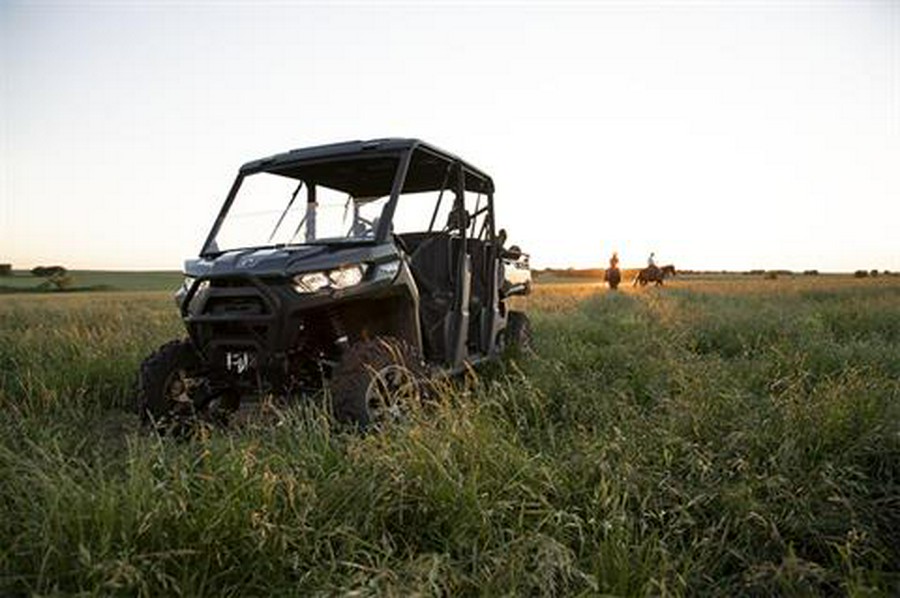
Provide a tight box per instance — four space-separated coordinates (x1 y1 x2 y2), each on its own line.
1 275 898 595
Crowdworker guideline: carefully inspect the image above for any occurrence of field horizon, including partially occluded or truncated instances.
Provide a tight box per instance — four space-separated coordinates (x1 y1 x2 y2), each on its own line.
2 267 898 296
2 274 899 595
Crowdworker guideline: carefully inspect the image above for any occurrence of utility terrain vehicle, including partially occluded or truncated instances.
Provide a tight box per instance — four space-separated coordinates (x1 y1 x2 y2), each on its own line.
137 138 531 429
503 247 532 295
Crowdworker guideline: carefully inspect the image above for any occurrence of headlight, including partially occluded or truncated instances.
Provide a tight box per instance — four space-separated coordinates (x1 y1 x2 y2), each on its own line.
293 271 330 293
329 264 365 288
292 264 367 294
182 276 196 291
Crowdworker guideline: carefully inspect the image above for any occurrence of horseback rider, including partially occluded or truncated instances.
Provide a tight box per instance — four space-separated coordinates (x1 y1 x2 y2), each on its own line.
634 252 667 287
647 252 661 277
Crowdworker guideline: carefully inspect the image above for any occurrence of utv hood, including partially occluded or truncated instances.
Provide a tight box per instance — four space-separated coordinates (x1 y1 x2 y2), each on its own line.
185 244 399 279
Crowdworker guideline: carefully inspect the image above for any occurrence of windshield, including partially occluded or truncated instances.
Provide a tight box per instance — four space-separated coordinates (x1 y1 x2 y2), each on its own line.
206 171 391 253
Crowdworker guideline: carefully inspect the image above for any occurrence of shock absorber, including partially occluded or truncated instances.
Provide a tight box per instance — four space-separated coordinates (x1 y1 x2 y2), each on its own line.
327 305 349 351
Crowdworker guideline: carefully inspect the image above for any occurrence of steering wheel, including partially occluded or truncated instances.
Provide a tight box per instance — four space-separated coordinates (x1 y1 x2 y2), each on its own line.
350 215 375 237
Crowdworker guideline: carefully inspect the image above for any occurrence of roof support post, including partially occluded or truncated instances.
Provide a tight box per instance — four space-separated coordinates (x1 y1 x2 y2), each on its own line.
448 162 471 367
305 184 317 243
375 148 414 243
200 173 244 255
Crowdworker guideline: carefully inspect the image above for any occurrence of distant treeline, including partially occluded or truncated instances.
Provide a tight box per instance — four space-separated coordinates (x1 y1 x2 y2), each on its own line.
0 265 71 277
534 268 643 280
534 268 896 279
535 268 607 279
31 266 68 278
854 269 894 278
0 265 76 292
747 269 895 278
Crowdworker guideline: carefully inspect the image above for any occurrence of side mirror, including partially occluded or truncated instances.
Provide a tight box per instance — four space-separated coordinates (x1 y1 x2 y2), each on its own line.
502 245 522 260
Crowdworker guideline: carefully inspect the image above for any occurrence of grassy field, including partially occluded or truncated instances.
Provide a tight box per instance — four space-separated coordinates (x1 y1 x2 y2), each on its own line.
0 270 182 293
1 276 898 595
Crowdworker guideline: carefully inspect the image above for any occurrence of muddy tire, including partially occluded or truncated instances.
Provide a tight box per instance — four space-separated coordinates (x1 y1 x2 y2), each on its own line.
504 311 533 356
136 339 214 435
331 336 424 429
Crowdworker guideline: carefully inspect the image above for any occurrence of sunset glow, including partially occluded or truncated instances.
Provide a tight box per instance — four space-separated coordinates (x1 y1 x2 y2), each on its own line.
2 1 898 272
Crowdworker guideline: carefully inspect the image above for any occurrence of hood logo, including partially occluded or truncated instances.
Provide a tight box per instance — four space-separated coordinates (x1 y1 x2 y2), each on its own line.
238 256 257 268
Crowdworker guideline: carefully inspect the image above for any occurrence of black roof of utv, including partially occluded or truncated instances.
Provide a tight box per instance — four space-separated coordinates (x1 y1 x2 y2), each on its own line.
239 138 494 196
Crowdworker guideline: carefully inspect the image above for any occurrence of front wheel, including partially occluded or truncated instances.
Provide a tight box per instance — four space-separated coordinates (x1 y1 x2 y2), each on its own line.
135 339 222 435
330 336 425 429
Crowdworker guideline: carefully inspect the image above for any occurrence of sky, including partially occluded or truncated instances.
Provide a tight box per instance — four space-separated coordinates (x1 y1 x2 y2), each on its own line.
1 0 898 272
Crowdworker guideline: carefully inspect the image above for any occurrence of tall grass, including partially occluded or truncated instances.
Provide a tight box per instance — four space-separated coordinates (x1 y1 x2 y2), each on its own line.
1 279 898 595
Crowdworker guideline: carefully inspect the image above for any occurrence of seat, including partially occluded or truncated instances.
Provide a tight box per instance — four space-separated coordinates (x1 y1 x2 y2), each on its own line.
409 232 454 359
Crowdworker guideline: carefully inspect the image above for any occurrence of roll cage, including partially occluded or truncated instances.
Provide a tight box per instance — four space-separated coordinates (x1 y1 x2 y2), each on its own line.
201 138 497 257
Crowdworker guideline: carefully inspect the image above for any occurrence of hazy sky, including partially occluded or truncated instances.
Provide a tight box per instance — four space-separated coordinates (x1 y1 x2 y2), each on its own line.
2 0 898 271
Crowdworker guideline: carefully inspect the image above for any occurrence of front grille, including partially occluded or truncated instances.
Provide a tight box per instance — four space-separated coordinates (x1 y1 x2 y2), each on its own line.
199 278 272 317
187 277 278 354
211 278 254 288
205 296 266 316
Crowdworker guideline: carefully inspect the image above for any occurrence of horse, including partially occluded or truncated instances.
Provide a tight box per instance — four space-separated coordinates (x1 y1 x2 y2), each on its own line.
604 267 621 290
633 264 676 287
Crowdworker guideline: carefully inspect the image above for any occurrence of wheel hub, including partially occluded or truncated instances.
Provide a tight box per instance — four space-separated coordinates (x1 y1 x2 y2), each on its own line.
166 369 205 414
365 364 419 423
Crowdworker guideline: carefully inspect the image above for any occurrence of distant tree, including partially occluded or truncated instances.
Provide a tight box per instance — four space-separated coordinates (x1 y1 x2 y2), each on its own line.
803 270 819 276
870 269 880 277
31 265 67 278
0 264 11 276
854 270 869 278
31 265 72 291
765 271 778 280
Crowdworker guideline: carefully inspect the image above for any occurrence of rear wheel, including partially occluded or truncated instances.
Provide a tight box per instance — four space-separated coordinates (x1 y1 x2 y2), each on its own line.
136 339 226 435
504 311 534 356
331 336 424 429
